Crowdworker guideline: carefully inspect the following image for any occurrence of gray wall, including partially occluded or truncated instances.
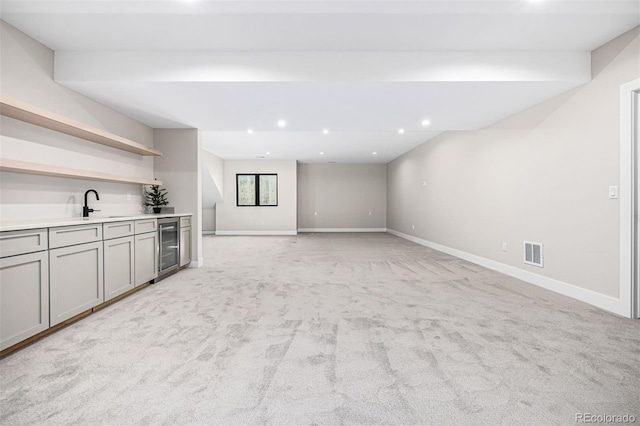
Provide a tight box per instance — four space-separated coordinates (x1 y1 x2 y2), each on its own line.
0 21 155 221
297 163 387 230
216 160 297 234
387 27 640 299
153 129 203 265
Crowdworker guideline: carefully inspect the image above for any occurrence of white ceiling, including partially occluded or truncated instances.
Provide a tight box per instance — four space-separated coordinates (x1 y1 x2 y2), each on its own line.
1 0 638 163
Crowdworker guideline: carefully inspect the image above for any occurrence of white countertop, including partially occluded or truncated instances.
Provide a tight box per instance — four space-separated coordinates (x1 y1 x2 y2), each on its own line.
0 213 192 232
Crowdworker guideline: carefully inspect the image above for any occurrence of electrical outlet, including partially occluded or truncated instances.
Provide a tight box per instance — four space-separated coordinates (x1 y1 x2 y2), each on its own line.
368 212 372 216
502 242 508 252
412 225 415 230
126 192 132 201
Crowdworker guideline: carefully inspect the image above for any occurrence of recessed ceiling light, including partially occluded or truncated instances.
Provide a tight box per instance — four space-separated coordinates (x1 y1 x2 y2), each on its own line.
277 120 286 128
323 129 329 135
266 152 270 155
247 129 253 134
421 120 430 127
372 152 377 155
398 129 405 134
320 152 325 155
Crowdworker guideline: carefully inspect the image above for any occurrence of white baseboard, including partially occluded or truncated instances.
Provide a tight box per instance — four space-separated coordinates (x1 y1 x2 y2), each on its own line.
387 229 626 317
202 231 216 235
188 257 204 268
215 230 297 236
298 228 387 233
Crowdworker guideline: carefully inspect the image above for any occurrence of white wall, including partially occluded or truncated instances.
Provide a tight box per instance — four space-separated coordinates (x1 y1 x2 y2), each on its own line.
297 163 387 231
387 27 640 315
153 129 203 266
216 160 297 235
201 149 224 232
0 21 155 221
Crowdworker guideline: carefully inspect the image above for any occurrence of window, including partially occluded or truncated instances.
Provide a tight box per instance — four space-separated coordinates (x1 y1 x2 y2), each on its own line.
236 174 278 206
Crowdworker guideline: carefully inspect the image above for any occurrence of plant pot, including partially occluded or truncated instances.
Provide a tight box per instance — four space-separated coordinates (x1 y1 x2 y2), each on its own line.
153 207 162 214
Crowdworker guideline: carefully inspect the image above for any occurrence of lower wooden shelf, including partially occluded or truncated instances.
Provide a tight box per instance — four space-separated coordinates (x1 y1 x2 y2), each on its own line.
0 158 162 185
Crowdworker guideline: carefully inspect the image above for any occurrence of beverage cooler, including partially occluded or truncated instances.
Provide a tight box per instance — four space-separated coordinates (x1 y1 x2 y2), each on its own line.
158 217 179 279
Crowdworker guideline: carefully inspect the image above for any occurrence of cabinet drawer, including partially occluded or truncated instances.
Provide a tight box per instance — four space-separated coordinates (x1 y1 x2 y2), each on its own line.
0 228 48 258
103 221 134 240
180 216 191 228
49 224 103 249
135 219 157 235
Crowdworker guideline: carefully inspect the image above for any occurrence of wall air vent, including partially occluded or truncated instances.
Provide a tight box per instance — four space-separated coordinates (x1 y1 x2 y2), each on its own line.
524 241 543 267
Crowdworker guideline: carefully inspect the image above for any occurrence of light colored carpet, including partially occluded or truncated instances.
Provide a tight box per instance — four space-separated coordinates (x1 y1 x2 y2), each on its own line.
1 233 639 425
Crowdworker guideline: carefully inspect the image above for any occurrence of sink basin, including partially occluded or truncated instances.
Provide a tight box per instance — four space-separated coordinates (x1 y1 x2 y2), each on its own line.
88 215 135 220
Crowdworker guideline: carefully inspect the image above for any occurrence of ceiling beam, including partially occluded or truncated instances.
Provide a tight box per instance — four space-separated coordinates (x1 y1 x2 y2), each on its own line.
55 51 591 84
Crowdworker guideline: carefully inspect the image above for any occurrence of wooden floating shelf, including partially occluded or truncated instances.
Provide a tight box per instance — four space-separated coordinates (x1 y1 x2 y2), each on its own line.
0 158 162 186
0 95 163 157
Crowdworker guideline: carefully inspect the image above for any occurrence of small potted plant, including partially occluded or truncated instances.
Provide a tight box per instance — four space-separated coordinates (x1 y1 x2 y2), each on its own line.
144 183 169 214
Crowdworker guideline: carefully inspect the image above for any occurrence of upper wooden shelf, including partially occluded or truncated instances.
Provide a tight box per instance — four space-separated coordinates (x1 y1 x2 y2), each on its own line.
0 95 163 157
0 158 162 186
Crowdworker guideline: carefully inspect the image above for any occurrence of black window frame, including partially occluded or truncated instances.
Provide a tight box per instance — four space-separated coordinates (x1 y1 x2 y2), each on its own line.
236 173 278 207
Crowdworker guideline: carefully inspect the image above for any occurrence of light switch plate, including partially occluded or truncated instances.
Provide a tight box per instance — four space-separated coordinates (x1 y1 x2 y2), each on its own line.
609 186 619 199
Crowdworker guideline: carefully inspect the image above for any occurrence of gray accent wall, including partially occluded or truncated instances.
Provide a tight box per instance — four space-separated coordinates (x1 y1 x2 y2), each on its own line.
0 21 155 221
387 27 640 299
297 163 387 230
153 129 203 265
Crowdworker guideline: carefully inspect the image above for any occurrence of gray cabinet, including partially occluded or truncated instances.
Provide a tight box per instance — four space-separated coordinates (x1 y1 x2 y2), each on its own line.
0 228 48 258
104 236 135 301
180 226 192 267
49 241 104 326
135 232 158 286
0 251 49 350
135 218 157 234
49 224 102 248
103 221 134 240
0 215 192 351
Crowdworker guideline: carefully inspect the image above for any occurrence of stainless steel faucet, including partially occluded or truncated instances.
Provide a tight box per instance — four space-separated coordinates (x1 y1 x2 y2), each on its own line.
83 189 100 217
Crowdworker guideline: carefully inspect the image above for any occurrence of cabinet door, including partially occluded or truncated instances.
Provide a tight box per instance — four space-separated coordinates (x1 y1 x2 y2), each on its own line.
104 236 135 301
135 232 158 286
0 251 49 350
180 226 191 267
50 241 104 326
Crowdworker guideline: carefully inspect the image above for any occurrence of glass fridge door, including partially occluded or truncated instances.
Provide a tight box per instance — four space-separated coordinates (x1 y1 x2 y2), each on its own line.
159 220 179 273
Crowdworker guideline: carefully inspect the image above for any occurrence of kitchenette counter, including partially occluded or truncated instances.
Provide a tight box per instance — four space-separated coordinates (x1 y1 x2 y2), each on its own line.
0 213 192 232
